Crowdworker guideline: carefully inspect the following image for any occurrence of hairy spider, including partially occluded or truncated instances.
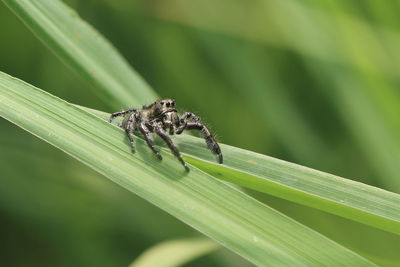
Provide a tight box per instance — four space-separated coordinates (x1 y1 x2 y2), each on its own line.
108 99 223 170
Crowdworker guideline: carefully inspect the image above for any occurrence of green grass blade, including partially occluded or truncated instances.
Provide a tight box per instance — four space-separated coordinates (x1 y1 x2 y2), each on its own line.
0 72 376 266
87 108 400 236
129 238 218 267
183 139 400 236
1 0 157 108
5 0 400 197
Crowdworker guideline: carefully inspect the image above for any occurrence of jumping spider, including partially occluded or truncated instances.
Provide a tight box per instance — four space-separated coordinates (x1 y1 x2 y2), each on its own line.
108 99 223 170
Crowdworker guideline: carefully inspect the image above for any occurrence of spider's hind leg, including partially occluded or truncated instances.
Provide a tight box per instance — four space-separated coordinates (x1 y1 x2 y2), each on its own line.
108 108 136 123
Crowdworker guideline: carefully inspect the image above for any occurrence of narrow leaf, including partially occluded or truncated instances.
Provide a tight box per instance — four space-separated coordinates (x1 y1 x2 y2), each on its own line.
0 72 375 266
2 0 157 108
129 238 218 267
87 108 400 236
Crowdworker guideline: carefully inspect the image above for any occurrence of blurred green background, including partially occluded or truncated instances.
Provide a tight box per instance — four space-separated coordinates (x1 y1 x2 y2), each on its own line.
1 0 400 266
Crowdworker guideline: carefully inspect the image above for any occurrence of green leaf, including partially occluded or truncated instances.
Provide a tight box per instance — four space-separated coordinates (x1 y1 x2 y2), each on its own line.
129 238 218 267
87 108 400 237
2 0 397 262
2 0 157 108
0 72 375 266
183 140 400 236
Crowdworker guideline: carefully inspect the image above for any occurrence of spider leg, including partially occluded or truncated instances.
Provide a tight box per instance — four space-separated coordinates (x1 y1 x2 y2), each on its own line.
180 122 223 164
139 123 162 160
108 108 136 123
154 123 189 171
163 122 175 135
125 129 136 152
168 124 175 135
124 113 137 152
176 112 200 134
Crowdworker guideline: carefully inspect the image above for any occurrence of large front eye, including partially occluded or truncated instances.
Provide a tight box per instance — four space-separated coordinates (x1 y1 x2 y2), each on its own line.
160 101 164 105
166 102 171 107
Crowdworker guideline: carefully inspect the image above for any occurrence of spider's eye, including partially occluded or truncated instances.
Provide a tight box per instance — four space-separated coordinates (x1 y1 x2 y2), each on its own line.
160 101 164 105
166 102 170 107
171 101 175 107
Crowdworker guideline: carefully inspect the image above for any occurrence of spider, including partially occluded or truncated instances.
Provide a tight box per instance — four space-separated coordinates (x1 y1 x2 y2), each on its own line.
108 99 223 170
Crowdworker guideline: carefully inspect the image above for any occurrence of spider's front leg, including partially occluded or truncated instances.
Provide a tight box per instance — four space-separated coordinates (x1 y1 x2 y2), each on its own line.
176 112 223 164
139 123 162 160
154 122 189 171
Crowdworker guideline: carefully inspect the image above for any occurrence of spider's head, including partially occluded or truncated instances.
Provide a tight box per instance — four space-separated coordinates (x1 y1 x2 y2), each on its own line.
157 98 176 113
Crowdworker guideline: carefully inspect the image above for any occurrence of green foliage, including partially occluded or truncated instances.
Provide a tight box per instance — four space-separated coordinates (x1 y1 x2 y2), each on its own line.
0 71 376 265
1 0 400 266
2 0 156 108
89 108 400 236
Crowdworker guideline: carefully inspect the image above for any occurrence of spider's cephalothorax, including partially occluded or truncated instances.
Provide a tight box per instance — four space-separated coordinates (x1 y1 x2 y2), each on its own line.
108 99 223 170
